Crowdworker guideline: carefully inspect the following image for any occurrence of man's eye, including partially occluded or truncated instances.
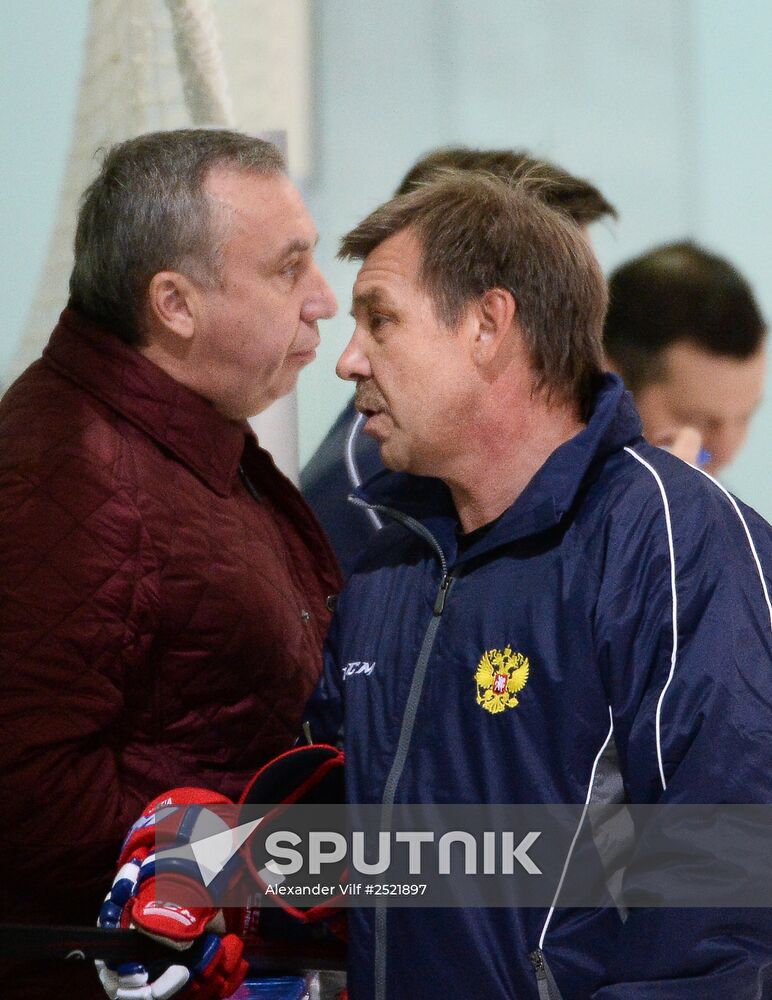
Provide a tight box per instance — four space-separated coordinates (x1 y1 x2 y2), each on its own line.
370 314 390 332
281 260 302 280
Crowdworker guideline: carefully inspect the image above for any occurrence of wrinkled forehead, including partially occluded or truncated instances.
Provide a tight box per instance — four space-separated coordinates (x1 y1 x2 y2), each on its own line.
205 167 318 255
351 229 427 307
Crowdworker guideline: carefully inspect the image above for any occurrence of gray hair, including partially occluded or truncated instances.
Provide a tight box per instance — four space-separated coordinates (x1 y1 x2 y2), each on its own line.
68 128 286 344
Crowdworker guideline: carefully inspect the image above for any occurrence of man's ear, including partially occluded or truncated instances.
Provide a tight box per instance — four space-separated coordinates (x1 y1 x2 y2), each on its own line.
146 271 198 341
471 287 517 367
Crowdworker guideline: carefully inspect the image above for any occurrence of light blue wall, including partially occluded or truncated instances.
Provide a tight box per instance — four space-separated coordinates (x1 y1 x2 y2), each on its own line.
0 0 90 373
690 0 772 508
1 1 769 516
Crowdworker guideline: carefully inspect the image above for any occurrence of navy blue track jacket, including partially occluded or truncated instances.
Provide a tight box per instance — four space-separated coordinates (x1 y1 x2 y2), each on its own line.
304 375 772 999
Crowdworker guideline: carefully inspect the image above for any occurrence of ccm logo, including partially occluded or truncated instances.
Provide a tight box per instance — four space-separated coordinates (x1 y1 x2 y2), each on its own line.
342 661 376 679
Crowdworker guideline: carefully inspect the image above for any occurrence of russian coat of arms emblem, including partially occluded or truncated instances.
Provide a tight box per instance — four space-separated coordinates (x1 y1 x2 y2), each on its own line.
474 646 530 714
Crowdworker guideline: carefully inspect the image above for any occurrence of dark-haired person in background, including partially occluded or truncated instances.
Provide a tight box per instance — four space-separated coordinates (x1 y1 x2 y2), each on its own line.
396 145 617 225
300 146 616 575
604 241 767 475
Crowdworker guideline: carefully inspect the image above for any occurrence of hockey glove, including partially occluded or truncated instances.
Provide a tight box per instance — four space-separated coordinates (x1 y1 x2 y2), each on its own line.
96 788 248 1000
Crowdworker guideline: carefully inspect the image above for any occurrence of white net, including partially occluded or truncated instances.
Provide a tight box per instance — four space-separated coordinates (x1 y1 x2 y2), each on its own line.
10 0 311 479
167 0 236 126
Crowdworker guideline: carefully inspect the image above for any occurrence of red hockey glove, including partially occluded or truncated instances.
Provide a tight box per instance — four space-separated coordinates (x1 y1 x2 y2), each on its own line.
96 788 248 1000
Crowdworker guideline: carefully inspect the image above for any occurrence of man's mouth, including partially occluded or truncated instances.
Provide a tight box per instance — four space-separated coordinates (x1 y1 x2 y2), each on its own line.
358 411 392 443
354 382 391 435
290 328 321 361
290 341 319 362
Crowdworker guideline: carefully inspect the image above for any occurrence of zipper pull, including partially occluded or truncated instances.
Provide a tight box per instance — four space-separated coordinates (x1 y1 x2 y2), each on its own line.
529 950 546 979
530 948 565 999
433 574 452 615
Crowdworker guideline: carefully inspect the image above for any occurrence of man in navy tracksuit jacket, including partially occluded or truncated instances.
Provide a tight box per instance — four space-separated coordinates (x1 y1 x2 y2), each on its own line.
304 173 772 998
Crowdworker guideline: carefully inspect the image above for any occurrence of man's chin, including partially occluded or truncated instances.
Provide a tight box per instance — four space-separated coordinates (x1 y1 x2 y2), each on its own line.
360 416 414 472
376 440 411 474
240 374 302 420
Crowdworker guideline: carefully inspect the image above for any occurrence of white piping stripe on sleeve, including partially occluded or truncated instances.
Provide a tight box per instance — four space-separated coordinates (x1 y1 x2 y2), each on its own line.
623 446 677 792
538 707 615 951
692 465 772 633
345 412 383 530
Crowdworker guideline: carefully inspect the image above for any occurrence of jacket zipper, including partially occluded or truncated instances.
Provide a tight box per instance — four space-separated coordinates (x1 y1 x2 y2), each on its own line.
353 496 571 1000
530 949 565 1000
349 504 454 1000
352 499 455 1000
433 573 452 614
374 569 454 1000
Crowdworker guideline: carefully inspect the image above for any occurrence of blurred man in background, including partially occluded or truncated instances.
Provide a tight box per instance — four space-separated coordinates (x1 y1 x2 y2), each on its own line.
300 146 616 575
604 241 767 475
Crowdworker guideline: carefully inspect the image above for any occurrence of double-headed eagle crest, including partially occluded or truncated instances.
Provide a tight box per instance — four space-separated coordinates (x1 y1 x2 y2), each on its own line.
474 646 530 714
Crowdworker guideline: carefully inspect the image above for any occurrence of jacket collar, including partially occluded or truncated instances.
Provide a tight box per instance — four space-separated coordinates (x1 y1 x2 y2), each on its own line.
353 374 643 565
43 309 249 497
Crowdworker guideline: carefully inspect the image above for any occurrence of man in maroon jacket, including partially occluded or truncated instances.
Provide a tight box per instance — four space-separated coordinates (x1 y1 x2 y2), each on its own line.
0 129 342 997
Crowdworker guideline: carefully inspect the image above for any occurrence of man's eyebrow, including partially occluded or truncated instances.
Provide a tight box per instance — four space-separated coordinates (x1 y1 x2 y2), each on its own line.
350 288 394 317
275 235 319 263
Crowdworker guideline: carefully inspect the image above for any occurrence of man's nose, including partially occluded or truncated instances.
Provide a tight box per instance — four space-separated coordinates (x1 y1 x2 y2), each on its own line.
302 266 338 322
336 331 371 382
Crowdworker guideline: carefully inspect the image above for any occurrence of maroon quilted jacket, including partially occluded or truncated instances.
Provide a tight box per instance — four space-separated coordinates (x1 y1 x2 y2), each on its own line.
0 310 342 993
